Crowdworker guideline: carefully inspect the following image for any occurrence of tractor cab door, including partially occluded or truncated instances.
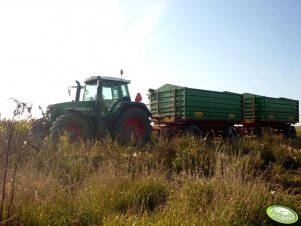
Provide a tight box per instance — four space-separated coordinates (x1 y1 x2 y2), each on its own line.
101 83 120 113
100 81 131 114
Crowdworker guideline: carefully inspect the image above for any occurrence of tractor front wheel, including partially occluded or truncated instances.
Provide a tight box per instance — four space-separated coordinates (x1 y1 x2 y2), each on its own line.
50 113 92 144
113 107 151 143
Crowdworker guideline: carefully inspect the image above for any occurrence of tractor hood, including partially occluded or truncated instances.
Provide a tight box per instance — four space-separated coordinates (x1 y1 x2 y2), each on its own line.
46 101 95 122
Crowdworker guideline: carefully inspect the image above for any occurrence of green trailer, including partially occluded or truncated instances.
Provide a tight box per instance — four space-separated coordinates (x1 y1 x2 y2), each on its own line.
243 93 299 123
149 84 299 139
243 93 299 137
149 84 243 139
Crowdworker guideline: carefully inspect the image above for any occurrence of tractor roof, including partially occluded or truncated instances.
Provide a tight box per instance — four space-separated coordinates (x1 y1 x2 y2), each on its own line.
84 76 130 84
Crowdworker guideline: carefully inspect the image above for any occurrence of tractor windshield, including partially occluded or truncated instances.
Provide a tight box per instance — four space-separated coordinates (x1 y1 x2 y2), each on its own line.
83 82 97 101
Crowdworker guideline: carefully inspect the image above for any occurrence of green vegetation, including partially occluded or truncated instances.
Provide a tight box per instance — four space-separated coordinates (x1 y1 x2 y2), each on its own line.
1 119 301 225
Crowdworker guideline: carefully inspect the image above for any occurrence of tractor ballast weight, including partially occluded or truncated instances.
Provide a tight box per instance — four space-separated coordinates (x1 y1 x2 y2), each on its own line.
30 75 152 145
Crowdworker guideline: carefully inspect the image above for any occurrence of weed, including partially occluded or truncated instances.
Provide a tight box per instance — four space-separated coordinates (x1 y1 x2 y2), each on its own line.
1 118 301 225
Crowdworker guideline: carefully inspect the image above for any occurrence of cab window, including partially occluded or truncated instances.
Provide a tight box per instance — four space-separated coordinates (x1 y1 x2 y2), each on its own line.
120 84 130 98
102 85 119 100
102 83 120 111
102 86 113 100
83 83 97 101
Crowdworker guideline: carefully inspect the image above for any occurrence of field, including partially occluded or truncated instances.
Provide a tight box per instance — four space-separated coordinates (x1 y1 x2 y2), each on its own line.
0 120 301 225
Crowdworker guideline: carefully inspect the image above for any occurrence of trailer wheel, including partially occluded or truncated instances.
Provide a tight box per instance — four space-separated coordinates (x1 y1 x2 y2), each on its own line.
186 125 202 137
285 126 296 138
222 126 239 142
260 126 273 137
113 107 151 143
50 113 92 143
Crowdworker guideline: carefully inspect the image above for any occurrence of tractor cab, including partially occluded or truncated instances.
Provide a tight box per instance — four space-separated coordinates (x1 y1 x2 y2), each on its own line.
83 76 131 112
68 76 132 114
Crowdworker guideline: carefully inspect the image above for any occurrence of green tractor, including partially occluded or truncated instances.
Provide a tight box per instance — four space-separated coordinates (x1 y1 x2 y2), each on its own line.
29 75 152 146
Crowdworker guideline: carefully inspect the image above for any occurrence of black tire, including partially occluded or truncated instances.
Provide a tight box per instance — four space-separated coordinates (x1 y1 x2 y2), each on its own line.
186 125 202 137
285 126 296 139
222 126 239 142
113 107 152 143
259 126 273 137
28 118 50 148
50 113 92 143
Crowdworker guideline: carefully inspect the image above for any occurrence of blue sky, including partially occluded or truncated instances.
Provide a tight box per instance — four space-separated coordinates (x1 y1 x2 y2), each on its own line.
0 0 300 119
145 0 301 96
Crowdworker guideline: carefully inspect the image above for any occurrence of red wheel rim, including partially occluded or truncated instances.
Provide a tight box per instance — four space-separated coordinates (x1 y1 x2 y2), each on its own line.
124 118 145 139
64 124 82 141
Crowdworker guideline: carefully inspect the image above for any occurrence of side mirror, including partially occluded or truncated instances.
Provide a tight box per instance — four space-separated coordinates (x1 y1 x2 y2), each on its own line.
68 87 72 96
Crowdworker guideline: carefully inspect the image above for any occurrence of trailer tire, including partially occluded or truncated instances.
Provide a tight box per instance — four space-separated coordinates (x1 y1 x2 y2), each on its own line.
285 126 296 139
260 126 273 137
186 125 202 137
50 113 92 144
113 107 151 143
222 126 239 142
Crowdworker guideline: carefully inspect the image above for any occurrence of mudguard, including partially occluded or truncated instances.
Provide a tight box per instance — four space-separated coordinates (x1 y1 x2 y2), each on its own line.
109 101 151 121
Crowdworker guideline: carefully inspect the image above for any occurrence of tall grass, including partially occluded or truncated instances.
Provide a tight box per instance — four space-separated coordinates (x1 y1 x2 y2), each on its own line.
0 121 301 225
296 126 301 137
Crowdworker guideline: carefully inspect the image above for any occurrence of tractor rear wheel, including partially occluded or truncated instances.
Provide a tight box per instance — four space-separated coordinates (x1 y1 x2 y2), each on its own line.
113 107 151 143
50 113 92 143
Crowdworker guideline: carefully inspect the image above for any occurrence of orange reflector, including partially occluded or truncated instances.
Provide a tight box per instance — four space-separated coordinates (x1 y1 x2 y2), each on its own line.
135 93 142 102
